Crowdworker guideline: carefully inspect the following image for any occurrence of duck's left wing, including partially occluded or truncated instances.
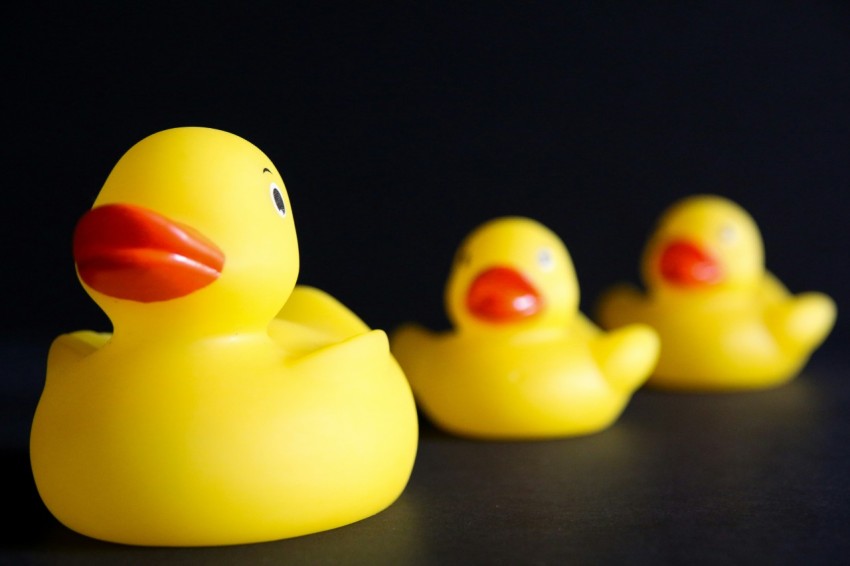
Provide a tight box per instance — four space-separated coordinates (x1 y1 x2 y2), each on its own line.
47 330 111 373
275 285 370 340
289 328 392 378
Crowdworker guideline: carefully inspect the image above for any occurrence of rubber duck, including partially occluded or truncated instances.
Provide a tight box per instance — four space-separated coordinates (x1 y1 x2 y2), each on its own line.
596 194 836 391
390 217 659 440
30 127 418 547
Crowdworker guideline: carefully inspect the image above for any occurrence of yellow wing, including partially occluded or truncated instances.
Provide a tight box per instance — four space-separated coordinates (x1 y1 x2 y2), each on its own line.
269 285 375 359
46 330 111 374
760 271 790 305
275 285 370 337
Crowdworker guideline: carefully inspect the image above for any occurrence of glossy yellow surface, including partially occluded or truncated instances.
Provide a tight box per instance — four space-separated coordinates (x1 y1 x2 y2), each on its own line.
596 194 836 391
30 127 418 546
391 217 659 439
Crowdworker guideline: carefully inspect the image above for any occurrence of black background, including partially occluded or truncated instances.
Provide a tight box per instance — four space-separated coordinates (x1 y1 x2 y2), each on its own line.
4 2 850 563
5 2 849 347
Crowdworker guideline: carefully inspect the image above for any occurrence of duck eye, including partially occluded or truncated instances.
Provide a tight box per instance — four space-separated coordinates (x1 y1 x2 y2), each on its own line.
537 247 554 271
718 224 736 244
270 182 286 217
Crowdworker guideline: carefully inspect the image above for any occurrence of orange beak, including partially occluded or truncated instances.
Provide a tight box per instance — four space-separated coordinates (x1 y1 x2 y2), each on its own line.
73 203 225 302
658 240 722 287
466 266 542 323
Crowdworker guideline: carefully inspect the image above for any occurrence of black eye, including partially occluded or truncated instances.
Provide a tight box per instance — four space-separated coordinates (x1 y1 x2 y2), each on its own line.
718 224 735 243
270 182 286 217
537 247 554 271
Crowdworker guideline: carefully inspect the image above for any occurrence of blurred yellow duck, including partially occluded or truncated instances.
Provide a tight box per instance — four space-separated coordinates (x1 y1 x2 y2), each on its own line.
30 127 418 546
391 217 659 440
596 194 836 391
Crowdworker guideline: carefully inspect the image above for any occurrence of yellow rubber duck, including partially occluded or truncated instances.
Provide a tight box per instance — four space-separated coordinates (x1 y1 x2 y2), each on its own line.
30 127 418 547
390 217 659 440
596 194 836 391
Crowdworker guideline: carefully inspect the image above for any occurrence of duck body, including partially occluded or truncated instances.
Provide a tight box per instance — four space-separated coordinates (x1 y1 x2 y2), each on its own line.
597 194 836 391
30 127 418 546
394 321 657 439
600 282 834 391
35 310 415 546
391 217 659 440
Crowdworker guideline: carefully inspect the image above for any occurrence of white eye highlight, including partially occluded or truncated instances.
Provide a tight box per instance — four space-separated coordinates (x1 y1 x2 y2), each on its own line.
537 247 555 271
270 182 287 217
718 224 736 244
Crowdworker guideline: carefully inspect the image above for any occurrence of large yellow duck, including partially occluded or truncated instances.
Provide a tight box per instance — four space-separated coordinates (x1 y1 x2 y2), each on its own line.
596 194 836 391
390 217 659 440
29 127 418 546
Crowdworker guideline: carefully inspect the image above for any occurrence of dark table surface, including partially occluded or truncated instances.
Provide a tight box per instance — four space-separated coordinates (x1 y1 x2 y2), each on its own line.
3 339 848 565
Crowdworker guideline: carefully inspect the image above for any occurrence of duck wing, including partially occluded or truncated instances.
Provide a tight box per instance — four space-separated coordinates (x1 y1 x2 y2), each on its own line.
275 285 370 339
47 330 111 373
589 324 659 392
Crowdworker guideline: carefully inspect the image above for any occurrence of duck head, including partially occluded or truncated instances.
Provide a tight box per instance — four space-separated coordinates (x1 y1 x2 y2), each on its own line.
72 127 298 337
641 195 764 294
445 217 579 333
